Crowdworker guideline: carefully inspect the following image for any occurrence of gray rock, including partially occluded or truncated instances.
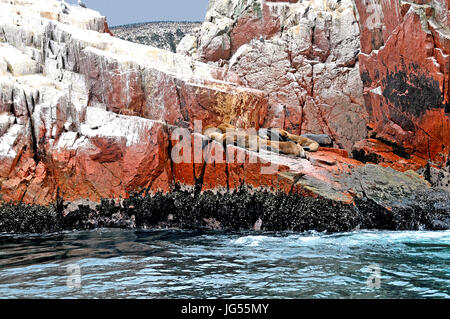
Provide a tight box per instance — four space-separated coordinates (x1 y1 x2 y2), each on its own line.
418 165 450 192
349 164 431 208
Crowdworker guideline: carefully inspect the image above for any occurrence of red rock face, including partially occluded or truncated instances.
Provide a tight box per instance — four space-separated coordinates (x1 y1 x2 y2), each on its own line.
196 1 369 152
104 21 114 36
170 132 362 204
49 122 172 203
0 102 366 208
352 138 428 172
0 110 173 205
1 0 447 210
13 124 363 207
195 0 448 170
353 0 450 169
199 1 294 62
0 155 54 206
79 49 268 131
230 3 281 54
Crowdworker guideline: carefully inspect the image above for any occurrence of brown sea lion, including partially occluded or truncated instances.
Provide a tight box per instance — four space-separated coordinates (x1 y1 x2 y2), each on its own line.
202 124 320 158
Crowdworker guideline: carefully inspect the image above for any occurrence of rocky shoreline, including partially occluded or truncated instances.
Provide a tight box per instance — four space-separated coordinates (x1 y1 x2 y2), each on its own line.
0 0 448 234
1 184 449 234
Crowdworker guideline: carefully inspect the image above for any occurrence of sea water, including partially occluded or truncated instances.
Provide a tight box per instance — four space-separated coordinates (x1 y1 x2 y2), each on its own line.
0 229 448 298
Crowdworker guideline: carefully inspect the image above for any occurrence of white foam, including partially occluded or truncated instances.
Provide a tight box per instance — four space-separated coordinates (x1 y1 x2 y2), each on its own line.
232 235 269 247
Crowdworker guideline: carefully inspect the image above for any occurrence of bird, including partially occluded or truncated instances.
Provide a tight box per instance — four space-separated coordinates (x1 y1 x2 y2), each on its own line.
78 0 87 8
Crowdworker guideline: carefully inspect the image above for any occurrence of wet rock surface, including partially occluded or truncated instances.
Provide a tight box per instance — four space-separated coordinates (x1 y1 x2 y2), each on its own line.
1 186 449 234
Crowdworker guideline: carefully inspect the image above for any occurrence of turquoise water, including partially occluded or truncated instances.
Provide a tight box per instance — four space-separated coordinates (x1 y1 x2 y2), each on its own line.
0 229 449 298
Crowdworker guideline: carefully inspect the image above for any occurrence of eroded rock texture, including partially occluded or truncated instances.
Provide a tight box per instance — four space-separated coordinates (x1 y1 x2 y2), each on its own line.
180 0 450 172
0 0 448 232
179 0 368 152
353 0 449 169
0 0 268 205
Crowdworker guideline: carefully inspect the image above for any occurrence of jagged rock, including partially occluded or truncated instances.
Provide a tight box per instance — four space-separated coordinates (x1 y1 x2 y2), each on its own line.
0 44 39 76
353 0 449 169
182 0 449 172
176 34 199 57
352 138 427 172
0 0 448 233
184 0 368 152
349 164 431 206
0 0 268 206
418 163 450 191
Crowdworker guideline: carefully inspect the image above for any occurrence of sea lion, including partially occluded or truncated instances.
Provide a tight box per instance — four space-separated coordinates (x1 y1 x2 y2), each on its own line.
202 124 322 158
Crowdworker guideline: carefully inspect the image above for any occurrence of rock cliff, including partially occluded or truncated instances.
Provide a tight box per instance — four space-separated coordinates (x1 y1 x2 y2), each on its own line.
0 0 448 233
0 0 267 205
352 0 449 170
179 0 449 171
180 0 368 151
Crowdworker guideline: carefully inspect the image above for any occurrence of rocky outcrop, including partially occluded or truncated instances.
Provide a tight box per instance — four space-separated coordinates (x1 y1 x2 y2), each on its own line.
179 0 449 174
352 0 449 171
179 0 368 152
0 0 448 233
0 0 268 205
2 182 449 233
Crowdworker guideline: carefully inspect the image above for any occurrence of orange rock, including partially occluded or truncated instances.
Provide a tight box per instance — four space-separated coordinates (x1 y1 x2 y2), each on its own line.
49 122 171 203
352 139 428 172
354 1 450 168
319 148 349 158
